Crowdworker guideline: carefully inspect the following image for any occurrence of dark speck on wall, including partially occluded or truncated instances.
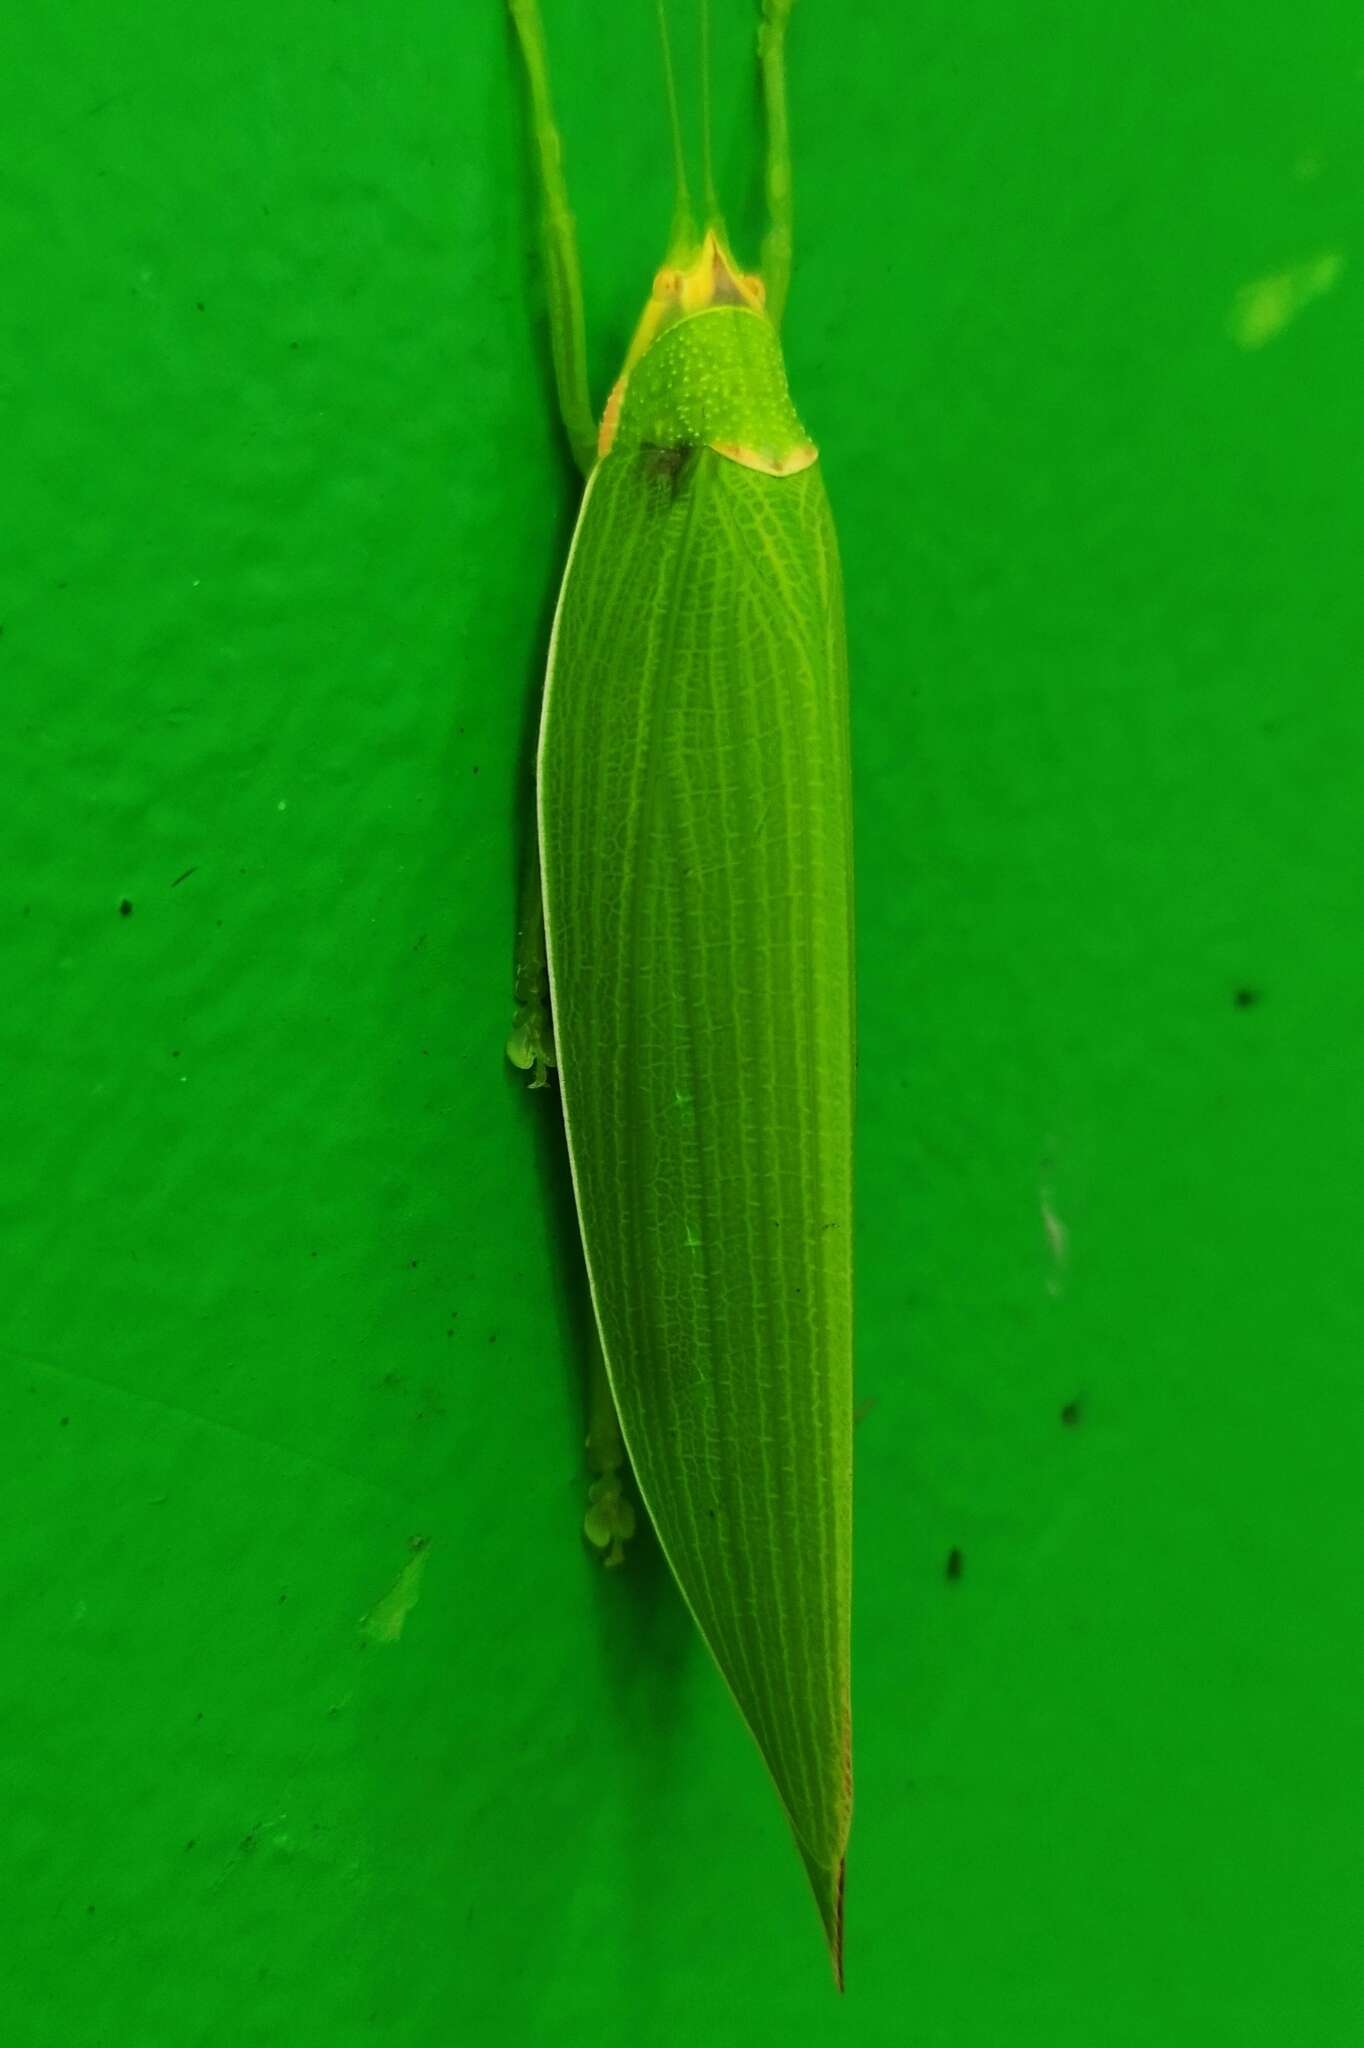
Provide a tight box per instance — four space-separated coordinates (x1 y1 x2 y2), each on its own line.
945 1546 963 1582
1233 986 1261 1009
1060 1397 1083 1427
118 899 133 917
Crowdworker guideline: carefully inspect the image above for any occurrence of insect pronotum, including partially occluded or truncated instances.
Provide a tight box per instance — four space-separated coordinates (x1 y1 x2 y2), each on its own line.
505 0 854 1984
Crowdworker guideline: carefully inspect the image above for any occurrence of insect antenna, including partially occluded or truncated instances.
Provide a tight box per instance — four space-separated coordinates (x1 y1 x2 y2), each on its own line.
699 0 721 228
655 0 696 255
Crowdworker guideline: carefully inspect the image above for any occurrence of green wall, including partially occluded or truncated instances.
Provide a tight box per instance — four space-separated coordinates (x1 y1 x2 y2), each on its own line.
5 4 1361 2042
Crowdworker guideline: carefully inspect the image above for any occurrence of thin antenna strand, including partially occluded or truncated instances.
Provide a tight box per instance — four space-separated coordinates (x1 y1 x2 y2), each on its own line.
700 0 719 226
656 0 695 251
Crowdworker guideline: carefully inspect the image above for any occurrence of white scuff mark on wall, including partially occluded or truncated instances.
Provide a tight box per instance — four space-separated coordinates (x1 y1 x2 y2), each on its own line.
1229 251 1345 349
1040 1183 1069 1298
361 1538 429 1644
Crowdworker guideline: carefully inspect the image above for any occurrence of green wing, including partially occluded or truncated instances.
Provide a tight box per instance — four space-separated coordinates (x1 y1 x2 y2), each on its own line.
539 444 853 1971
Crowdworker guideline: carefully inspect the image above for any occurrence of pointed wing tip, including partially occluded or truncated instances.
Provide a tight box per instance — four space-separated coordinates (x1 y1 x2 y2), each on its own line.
829 1854 846 1993
802 1846 846 1992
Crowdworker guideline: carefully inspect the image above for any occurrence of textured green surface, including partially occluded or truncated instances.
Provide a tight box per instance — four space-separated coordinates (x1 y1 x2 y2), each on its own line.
3 3 1362 2044
613 303 812 463
539 441 852 1957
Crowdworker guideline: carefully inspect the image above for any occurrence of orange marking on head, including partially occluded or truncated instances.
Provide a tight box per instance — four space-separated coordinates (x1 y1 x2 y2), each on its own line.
597 376 626 458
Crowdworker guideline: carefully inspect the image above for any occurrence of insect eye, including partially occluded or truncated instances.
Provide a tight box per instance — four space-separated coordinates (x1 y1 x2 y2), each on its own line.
653 268 681 299
746 274 767 307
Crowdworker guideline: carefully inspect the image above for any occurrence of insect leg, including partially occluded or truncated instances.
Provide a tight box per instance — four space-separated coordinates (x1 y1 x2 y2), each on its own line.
757 0 796 330
507 0 598 476
583 1324 636 1567
505 830 556 1086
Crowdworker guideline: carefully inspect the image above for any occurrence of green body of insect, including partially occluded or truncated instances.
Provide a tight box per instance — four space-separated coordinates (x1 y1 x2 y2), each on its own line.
506 0 853 1984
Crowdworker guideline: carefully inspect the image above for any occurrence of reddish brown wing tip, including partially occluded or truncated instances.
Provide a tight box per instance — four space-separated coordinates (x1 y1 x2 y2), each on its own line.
830 1855 846 1993
802 1842 846 1991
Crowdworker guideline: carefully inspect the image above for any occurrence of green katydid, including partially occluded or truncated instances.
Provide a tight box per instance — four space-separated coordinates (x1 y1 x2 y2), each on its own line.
505 0 853 1985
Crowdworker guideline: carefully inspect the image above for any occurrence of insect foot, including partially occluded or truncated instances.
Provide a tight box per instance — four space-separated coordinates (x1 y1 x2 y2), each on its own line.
505 1004 557 1090
583 1470 637 1569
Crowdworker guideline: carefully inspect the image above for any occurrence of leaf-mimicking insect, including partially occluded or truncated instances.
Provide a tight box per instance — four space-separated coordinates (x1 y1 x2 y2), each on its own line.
505 0 854 1985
